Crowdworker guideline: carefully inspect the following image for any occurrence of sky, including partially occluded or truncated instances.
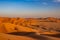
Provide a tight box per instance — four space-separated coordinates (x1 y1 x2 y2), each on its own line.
0 0 60 18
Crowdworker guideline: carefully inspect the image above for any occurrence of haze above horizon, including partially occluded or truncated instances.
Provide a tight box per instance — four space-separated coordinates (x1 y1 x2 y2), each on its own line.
0 0 60 18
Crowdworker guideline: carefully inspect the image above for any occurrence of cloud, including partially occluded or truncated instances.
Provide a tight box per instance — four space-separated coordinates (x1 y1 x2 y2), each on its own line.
53 0 60 2
42 2 48 5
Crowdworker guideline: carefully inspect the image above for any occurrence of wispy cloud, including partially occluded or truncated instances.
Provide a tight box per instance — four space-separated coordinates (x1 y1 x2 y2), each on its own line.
53 0 60 2
42 2 48 5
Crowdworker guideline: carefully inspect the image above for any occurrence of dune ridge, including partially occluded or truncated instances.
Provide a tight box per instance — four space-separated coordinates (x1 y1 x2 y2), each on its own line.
0 17 60 40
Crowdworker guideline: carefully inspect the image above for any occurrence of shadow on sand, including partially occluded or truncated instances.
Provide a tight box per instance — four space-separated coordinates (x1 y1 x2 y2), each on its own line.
42 34 60 38
7 32 51 40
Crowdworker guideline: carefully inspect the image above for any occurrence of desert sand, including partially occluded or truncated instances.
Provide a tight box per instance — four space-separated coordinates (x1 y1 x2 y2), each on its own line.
0 17 60 40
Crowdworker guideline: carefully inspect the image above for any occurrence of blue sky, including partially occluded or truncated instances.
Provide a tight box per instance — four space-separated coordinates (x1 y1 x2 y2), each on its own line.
0 0 60 18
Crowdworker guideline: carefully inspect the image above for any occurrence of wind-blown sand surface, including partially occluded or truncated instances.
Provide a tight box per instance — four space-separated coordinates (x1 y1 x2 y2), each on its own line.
0 33 36 40
0 33 60 40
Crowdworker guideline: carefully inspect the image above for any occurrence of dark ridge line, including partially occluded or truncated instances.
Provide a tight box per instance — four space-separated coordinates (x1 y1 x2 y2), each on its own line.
7 32 51 40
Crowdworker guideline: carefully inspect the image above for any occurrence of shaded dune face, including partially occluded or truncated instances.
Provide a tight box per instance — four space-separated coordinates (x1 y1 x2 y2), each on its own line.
8 32 52 40
0 23 40 33
42 34 60 38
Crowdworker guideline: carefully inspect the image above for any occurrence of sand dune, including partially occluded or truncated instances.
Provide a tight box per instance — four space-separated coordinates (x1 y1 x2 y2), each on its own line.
0 33 36 40
0 17 60 34
0 33 60 40
0 17 60 40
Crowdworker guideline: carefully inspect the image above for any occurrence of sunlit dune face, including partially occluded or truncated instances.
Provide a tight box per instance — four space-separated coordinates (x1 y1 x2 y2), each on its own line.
47 17 57 22
17 18 26 22
0 17 60 34
0 17 4 22
57 20 60 22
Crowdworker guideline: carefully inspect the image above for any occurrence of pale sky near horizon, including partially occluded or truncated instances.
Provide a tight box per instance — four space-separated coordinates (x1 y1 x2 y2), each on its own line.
0 0 60 18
